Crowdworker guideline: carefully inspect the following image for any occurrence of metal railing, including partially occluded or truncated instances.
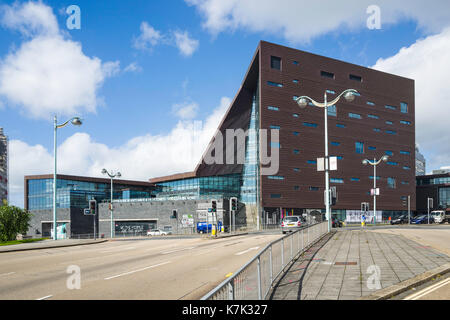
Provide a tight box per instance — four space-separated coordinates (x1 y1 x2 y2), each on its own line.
201 221 329 300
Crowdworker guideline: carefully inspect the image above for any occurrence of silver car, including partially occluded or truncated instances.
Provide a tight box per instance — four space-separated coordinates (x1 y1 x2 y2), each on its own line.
281 216 304 234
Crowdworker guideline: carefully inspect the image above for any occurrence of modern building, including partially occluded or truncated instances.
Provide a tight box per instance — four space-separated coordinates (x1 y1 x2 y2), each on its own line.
416 171 450 213
0 128 7 204
415 145 426 176
25 41 416 237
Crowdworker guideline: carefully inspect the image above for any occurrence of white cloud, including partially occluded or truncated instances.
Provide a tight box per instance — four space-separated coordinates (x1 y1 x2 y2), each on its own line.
174 30 199 56
9 97 231 208
172 101 199 119
0 1 119 119
124 62 142 73
372 27 450 171
185 0 450 43
133 22 163 50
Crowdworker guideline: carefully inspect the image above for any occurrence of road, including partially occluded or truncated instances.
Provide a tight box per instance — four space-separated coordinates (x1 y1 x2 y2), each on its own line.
0 232 282 300
389 273 450 300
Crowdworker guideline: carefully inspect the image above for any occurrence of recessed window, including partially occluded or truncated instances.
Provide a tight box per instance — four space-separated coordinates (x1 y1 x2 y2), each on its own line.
303 122 318 128
270 125 281 130
367 101 375 106
331 178 344 184
293 61 299 65
293 79 299 84
373 128 381 132
293 113 299 118
268 175 284 180
270 56 281 70
368 114 379 119
293 131 300 136
385 105 397 111
387 177 396 189
349 113 362 119
400 120 411 125
401 181 410 185
386 130 397 135
385 150 393 156
293 149 300 155
349 74 362 82
270 194 282 199
368 146 377 151
307 160 317 164
326 90 336 94
331 142 341 146
369 176 381 180
351 178 361 182
328 105 337 117
386 121 393 125
268 106 279 111
309 187 319 191
336 124 346 128
293 168 300 172
321 71 335 79
355 141 364 154
403 166 411 170
401 102 408 114
267 81 283 87
400 151 411 155
387 161 399 166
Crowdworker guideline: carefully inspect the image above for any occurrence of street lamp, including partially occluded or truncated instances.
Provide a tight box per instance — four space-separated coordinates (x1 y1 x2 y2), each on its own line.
362 155 389 226
53 116 82 240
102 169 121 238
297 89 359 233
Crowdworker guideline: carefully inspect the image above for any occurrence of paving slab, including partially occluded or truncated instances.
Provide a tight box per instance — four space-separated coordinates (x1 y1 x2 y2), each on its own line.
269 229 450 300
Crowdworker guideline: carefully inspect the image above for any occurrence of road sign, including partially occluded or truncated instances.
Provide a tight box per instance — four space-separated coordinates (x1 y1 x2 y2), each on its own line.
317 157 337 172
329 157 338 171
370 188 380 196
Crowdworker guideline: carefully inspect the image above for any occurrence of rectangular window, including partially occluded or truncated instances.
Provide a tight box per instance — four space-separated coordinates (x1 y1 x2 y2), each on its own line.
294 186 300 191
385 151 393 156
293 131 300 136
293 61 299 65
369 176 381 180
387 161 399 166
293 168 300 172
368 146 377 150
309 187 319 191
386 130 397 135
270 125 281 130
400 120 411 125
326 90 336 94
267 81 283 87
293 79 299 84
336 124 346 128
268 176 284 180
328 105 337 117
307 160 317 164
373 128 381 132
331 142 341 146
351 178 361 182
330 178 344 184
268 106 279 111
385 105 397 111
355 141 364 154
368 114 379 119
387 177 396 189
303 122 318 128
293 149 300 155
403 166 411 170
367 101 375 106
349 74 362 82
270 56 281 70
293 113 299 118
401 181 410 185
270 194 282 198
401 102 408 113
349 113 362 119
386 121 393 125
321 71 335 79
400 151 411 155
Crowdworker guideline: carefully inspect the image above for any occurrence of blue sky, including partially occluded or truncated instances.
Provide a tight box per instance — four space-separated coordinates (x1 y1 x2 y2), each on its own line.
1 0 450 207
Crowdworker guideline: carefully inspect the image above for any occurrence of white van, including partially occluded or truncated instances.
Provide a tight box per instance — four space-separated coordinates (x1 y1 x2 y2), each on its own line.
431 210 450 224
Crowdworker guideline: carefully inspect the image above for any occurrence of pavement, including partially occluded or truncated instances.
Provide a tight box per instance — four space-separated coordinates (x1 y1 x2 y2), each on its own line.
0 238 108 253
269 228 450 300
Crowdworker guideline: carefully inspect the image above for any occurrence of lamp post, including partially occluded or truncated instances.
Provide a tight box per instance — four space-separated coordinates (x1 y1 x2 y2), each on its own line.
362 155 389 226
53 116 82 240
102 169 121 238
297 89 359 233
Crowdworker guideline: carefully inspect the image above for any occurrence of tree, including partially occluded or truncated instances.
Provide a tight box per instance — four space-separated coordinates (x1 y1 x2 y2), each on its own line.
0 201 33 242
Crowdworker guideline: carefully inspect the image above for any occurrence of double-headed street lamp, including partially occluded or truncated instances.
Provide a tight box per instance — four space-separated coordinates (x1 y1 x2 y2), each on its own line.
297 89 359 233
102 169 121 238
362 155 389 226
53 116 83 240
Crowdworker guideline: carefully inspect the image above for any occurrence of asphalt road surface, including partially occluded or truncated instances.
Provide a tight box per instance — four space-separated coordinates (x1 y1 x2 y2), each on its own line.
0 232 282 300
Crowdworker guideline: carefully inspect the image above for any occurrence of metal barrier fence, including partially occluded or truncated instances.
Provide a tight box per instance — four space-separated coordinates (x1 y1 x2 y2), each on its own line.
201 221 329 300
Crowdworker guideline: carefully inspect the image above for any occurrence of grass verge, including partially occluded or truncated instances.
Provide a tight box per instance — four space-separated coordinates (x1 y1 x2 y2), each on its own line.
0 238 48 246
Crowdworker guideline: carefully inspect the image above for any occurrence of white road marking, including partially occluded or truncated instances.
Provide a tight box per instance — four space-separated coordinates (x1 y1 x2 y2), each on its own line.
161 247 196 255
36 295 52 300
404 277 450 300
104 261 171 280
0 272 15 277
235 247 260 256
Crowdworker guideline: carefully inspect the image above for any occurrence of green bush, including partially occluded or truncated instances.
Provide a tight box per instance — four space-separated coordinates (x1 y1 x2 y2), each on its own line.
0 201 33 242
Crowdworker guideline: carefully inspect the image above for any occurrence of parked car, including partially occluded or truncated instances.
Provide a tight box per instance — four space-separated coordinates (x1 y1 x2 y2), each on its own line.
147 229 169 236
281 216 303 234
331 217 343 228
411 215 433 224
390 215 409 225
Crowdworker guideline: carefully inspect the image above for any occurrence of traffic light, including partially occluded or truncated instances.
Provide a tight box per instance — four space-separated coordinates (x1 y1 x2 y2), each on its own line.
230 197 237 211
211 200 217 213
89 199 97 215
172 209 178 219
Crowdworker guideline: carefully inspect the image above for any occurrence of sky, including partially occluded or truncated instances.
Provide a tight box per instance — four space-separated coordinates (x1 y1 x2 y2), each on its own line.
1 0 450 208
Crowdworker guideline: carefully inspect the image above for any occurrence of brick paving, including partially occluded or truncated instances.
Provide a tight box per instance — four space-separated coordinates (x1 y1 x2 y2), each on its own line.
269 229 450 300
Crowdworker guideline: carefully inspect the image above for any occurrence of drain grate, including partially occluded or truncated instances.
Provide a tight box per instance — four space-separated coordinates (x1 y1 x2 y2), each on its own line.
334 262 357 266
